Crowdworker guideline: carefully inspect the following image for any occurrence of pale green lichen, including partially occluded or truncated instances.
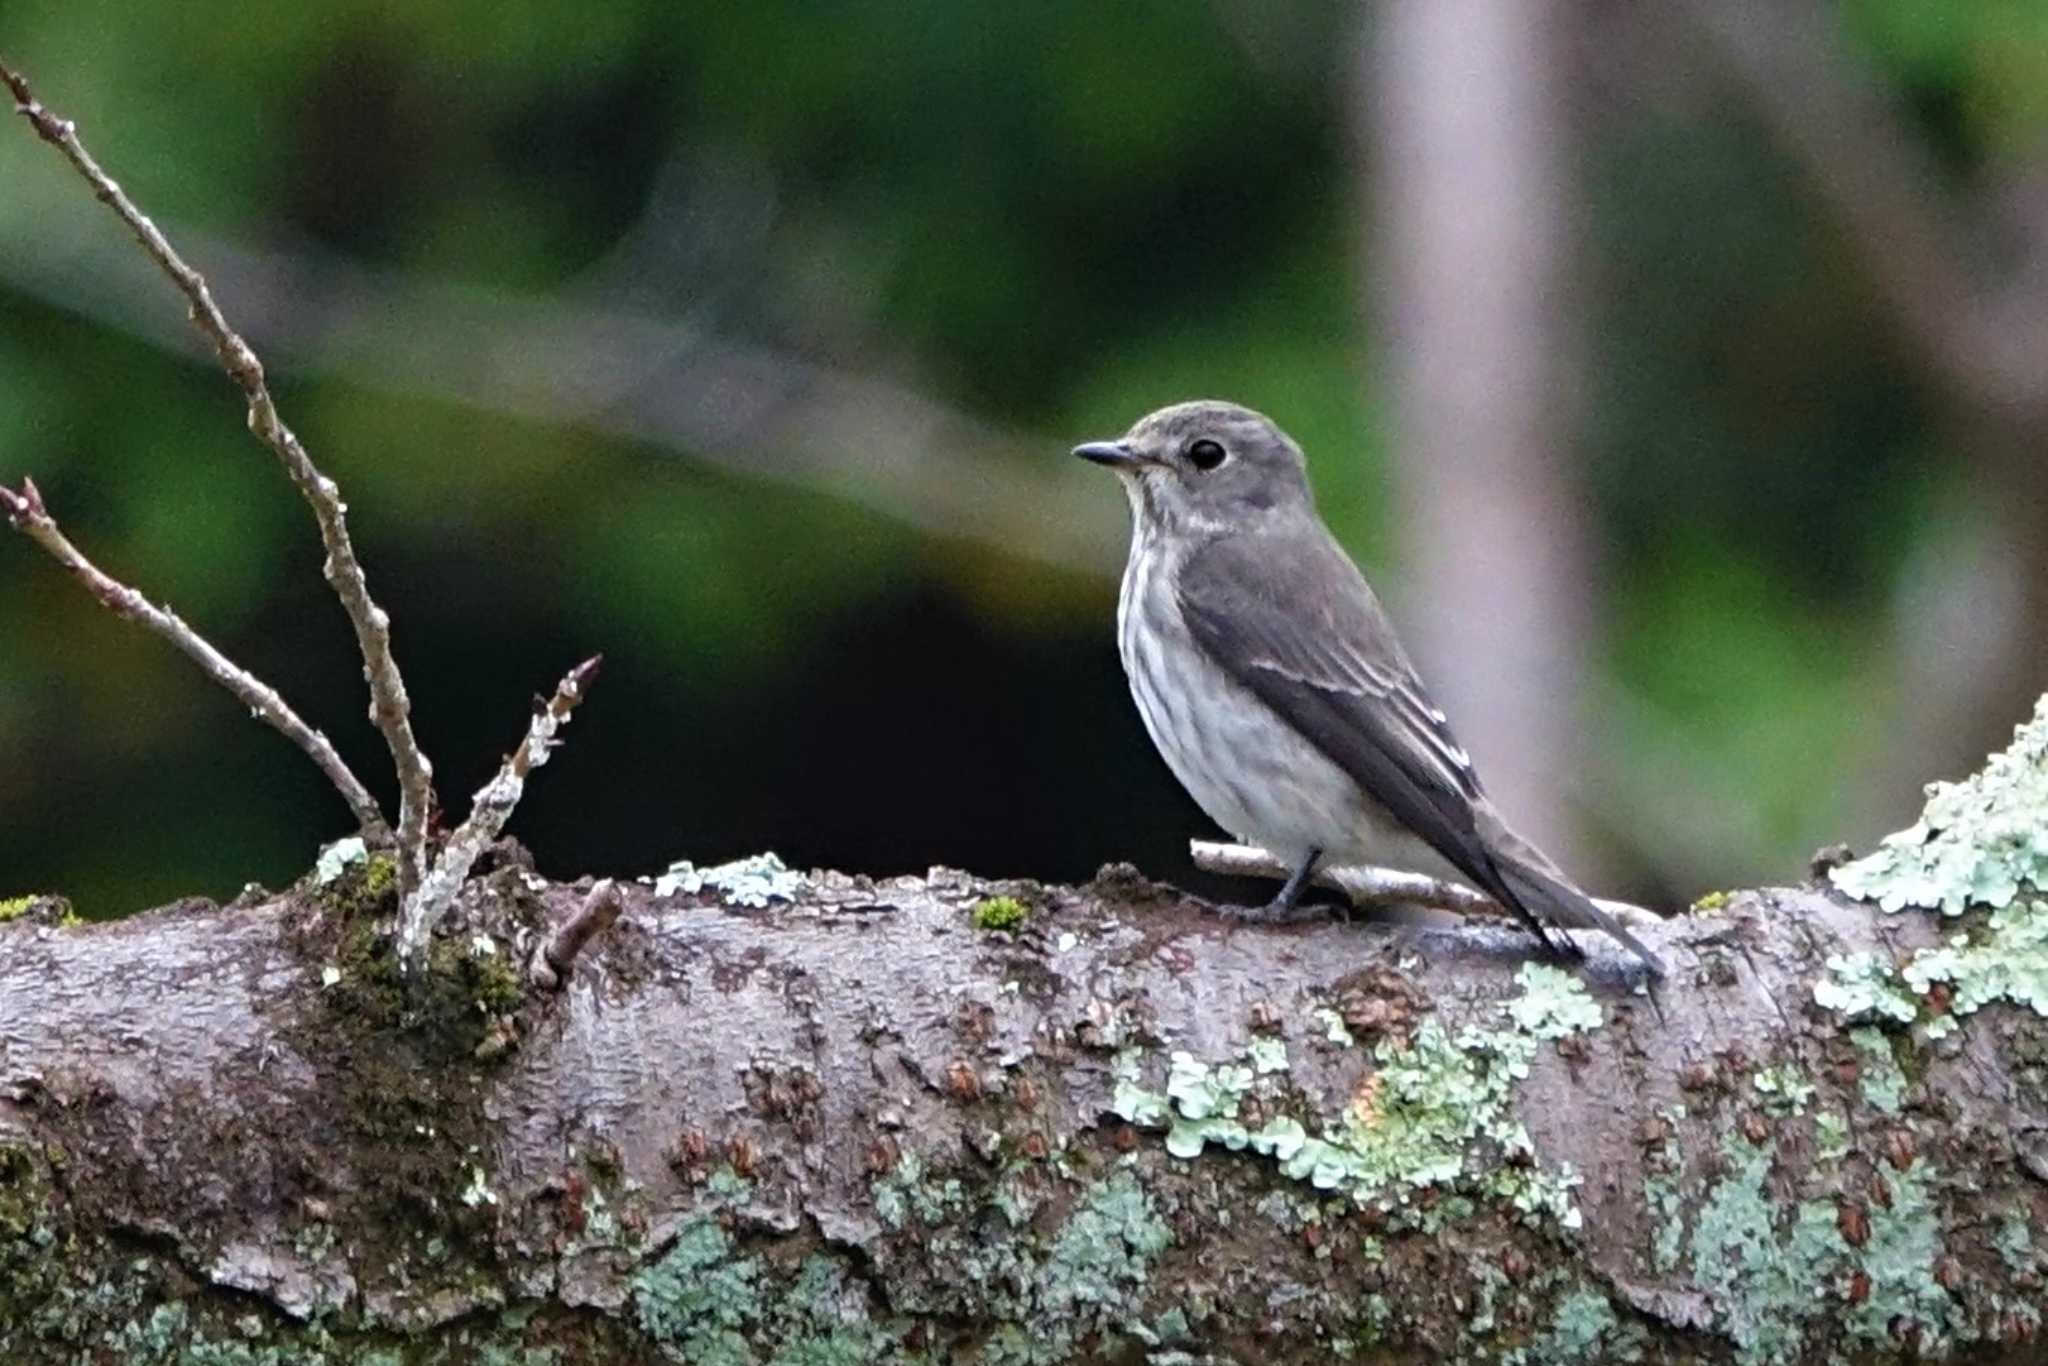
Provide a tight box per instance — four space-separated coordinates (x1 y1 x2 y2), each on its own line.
0 896 35 923
1686 1134 1850 1365
312 836 369 886
1749 1065 1815 1116
909 1167 1175 1362
1849 1028 1906 1113
1037 1171 1172 1324
634 1235 792 1364
1505 963 1604 1039
653 853 804 907
1245 1036 1289 1075
1995 1208 2036 1276
1502 1285 1636 1365
632 1220 902 1364
1671 1128 1967 1365
1645 1172 1686 1274
1819 696 2048 1041
1812 951 1918 1024
1692 890 1731 913
1114 967 1601 1234
1813 1110 1851 1163
871 1152 964 1232
1816 898 2048 1039
1313 1007 1355 1046
1901 896 2048 1037
1832 695 2048 915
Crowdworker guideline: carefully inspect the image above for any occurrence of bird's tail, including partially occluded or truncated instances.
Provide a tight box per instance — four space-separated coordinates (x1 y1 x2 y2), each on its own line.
1494 848 1666 979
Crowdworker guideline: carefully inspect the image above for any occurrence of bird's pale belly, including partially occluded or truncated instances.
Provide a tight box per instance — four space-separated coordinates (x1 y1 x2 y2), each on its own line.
1117 541 1465 883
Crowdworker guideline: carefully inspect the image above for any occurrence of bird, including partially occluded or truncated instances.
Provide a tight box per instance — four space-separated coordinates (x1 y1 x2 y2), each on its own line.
1074 399 1664 977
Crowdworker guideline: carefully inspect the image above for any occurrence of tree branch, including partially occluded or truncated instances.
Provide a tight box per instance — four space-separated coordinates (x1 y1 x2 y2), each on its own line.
2 57 437 890
0 859 2035 1360
0 476 388 838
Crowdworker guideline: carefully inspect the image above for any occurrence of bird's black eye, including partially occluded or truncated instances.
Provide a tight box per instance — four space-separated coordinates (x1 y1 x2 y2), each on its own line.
1187 438 1227 471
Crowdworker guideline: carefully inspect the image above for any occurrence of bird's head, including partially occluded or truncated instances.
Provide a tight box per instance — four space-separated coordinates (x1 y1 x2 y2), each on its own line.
1073 399 1312 535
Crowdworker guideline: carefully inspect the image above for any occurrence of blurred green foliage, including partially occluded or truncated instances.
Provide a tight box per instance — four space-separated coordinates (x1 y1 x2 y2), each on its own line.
0 1 2040 915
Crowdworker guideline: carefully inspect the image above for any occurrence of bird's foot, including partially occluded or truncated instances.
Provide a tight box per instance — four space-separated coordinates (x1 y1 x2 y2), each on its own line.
1538 925 1587 964
1220 896 1342 927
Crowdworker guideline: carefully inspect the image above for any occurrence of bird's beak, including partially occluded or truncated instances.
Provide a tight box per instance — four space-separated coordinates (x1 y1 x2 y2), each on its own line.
1073 440 1141 468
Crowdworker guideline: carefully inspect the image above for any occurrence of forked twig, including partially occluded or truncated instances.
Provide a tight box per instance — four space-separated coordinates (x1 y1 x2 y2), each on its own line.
3 58 435 890
398 657 603 964
1 478 388 836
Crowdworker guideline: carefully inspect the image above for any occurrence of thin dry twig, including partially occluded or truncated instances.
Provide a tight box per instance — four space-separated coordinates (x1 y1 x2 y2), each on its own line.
528 878 624 990
2 58 437 891
1 477 389 836
1189 839 1662 930
398 656 603 964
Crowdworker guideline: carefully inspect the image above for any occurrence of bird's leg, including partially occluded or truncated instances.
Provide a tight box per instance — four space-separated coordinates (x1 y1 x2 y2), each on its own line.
1272 848 1322 911
1222 848 1329 925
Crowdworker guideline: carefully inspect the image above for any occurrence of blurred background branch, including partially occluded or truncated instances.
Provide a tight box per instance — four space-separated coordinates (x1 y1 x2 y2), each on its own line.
1674 0 2048 851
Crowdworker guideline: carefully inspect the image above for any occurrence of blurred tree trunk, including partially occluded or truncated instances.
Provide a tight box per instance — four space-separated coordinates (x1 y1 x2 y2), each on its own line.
1368 0 1601 878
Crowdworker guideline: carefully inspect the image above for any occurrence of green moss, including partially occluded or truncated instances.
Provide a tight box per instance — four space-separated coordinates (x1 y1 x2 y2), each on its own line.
309 845 399 922
969 896 1028 931
0 895 75 928
1691 890 1731 913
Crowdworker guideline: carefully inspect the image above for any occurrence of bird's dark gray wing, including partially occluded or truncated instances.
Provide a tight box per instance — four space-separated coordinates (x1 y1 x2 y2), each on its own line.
1177 525 1664 976
1176 528 1524 896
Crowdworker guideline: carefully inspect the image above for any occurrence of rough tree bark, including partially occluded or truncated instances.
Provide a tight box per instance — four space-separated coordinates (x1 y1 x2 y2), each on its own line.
3 840 2045 1364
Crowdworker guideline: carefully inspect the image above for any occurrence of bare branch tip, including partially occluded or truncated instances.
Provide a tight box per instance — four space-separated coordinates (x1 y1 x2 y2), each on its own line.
530 877 625 989
2 475 46 525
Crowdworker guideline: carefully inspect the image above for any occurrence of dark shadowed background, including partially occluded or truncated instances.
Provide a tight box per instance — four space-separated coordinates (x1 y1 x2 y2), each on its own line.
3 2 2044 918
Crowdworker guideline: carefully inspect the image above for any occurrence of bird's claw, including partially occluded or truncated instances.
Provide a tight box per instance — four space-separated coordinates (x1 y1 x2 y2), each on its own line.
1220 899 1342 927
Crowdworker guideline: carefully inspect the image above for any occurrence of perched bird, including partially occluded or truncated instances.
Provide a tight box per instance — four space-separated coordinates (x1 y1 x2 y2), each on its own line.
1075 400 1663 976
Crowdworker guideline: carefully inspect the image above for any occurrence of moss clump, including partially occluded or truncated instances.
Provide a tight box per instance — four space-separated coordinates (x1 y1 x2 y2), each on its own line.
970 896 1028 931
311 849 399 921
1691 890 1730 913
0 895 77 928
